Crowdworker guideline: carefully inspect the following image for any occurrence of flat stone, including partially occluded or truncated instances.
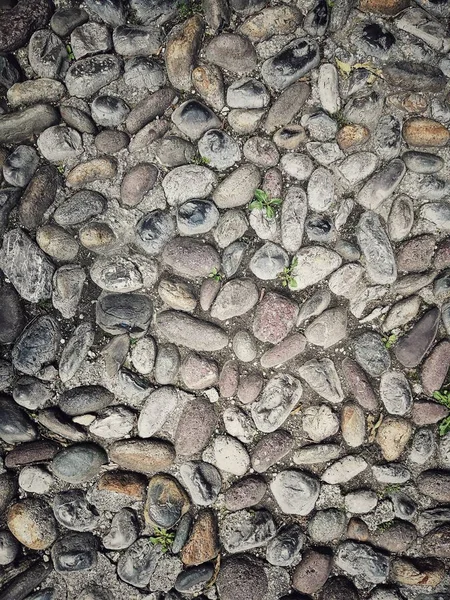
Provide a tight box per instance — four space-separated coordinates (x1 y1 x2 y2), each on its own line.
66 157 117 188
280 153 314 180
322 455 368 484
395 307 440 368
146 474 189 528
12 315 58 376
0 395 37 444
124 56 166 91
262 38 320 90
251 430 293 472
103 507 139 550
341 403 366 448
298 358 344 403
181 352 218 390
53 490 98 532
198 129 241 170
51 7 89 37
220 508 276 553
154 344 180 385
171 99 221 140
418 470 450 502
292 550 332 595
205 33 257 74
239 5 300 41
65 55 122 98
181 509 219 566
211 279 258 320
253 292 298 343
265 82 310 133
266 523 304 567
180 461 221 506
213 163 261 209
403 117 450 147
113 24 160 57
96 293 152 337
217 556 268 600
305 307 347 348
156 310 227 351
380 371 412 415
71 22 112 59
356 160 405 211
308 508 346 544
210 435 250 476
175 398 217 457
357 212 397 284
404 150 444 174
60 105 96 134
36 224 79 262
249 242 288 280
162 165 217 206
302 404 339 442
384 61 446 92
117 537 161 587
110 439 175 473
251 374 302 432
52 443 107 483
89 406 135 439
0 104 59 145
59 386 114 417
260 333 307 368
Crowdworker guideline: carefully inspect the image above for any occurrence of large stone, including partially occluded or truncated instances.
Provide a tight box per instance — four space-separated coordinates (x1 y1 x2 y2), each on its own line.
383 60 446 92
175 399 217 457
305 308 347 348
7 498 57 550
356 159 405 210
156 311 227 351
217 556 268 600
110 439 175 473
146 474 189 528
251 374 302 432
12 315 58 376
262 38 320 90
213 163 261 209
52 443 107 484
290 246 341 290
96 293 152 337
357 212 397 284
171 99 221 140
211 279 258 320
271 469 320 515
252 292 298 343
117 537 161 588
395 307 440 368
298 358 344 403
335 542 390 584
65 55 122 98
205 33 257 74
0 104 58 145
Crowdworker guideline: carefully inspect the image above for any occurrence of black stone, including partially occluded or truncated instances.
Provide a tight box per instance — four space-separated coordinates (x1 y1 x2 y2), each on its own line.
59 385 114 417
0 286 24 344
50 8 89 37
96 293 153 336
0 55 21 92
362 23 395 52
175 563 215 594
85 0 126 26
0 561 51 600
135 209 175 255
12 316 59 376
53 490 99 532
51 532 98 573
0 394 37 443
0 0 53 53
0 188 21 236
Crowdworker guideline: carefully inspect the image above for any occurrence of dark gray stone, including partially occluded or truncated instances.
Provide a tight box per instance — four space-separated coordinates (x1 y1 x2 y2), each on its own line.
96 293 153 337
0 561 51 600
65 55 122 98
175 564 214 594
180 461 222 506
216 555 268 600
113 24 160 57
54 190 105 226
0 104 59 144
135 210 175 256
52 443 107 484
52 532 97 573
59 385 114 417
172 99 221 140
3 146 38 188
53 490 99 532
395 307 440 368
0 395 37 443
177 200 219 235
126 87 176 135
51 8 89 37
117 537 161 588
0 286 24 344
13 376 52 410
60 105 97 134
124 57 166 91
103 507 139 550
266 524 304 566
85 0 126 26
262 38 320 90
28 30 69 80
353 332 391 378
91 95 130 127
383 61 446 92
12 316 58 376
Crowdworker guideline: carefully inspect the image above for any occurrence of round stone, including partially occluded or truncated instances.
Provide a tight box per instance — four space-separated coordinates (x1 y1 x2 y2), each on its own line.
146 474 190 528
177 199 219 235
271 469 320 515
135 210 175 256
53 489 98 531
0 530 19 565
52 443 107 484
7 498 57 550
217 556 268 600
198 129 241 170
18 465 53 494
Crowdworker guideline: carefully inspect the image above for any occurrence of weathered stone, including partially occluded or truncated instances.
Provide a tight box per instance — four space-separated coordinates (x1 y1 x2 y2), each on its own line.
292 550 332 594
395 307 440 368
175 399 217 457
52 443 107 484
217 556 268 600
7 498 57 550
305 308 347 348
251 374 302 433
181 510 219 566
146 474 189 528
65 55 122 98
165 15 203 91
110 439 175 474
0 104 59 145
262 38 320 90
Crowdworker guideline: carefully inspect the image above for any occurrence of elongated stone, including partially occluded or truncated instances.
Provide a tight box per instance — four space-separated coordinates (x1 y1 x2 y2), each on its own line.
251 374 302 433
395 307 440 368
357 212 397 284
156 311 227 351
356 159 405 210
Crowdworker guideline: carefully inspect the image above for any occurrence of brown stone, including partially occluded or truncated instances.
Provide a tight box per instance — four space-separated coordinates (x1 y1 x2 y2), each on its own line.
376 417 412 461
359 0 410 15
396 235 435 273
219 360 239 398
7 498 57 550
341 403 365 448
421 340 450 396
391 557 444 587
66 157 117 188
238 5 301 42
347 517 369 541
110 439 175 474
192 63 225 112
336 124 370 150
423 525 450 558
97 470 147 500
412 400 450 425
387 93 428 114
181 509 219 566
403 118 450 147
292 549 332 594
417 470 450 503
5 440 60 468
165 15 204 92
371 520 417 553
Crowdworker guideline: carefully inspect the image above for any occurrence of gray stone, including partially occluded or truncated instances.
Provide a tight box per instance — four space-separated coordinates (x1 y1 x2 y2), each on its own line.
175 398 217 457
71 23 112 59
262 38 320 90
176 200 219 236
51 7 89 37
135 210 175 256
271 469 320 515
113 24 160 57
302 404 339 442
28 30 69 80
156 136 195 167
383 60 446 92
354 332 391 378
251 374 302 433
357 212 397 284
3 146 38 188
335 542 389 584
410 427 435 464
244 136 279 168
124 57 166 91
380 371 412 415
298 358 344 403
214 163 261 209
198 129 241 170
0 395 37 443
54 190 105 226
91 95 130 127
222 240 247 277
180 461 221 506
53 490 98 532
211 279 258 320
89 406 135 439
174 563 214 595
172 100 221 141
205 33 257 74
217 556 268 600
249 242 289 280
308 508 346 543
162 237 220 278
103 508 138 550
266 524 304 566
403 151 444 174
117 537 161 587
60 105 96 134
96 293 153 337
395 307 440 368
227 78 269 109
59 385 114 417
53 265 85 319
214 209 248 248
265 81 310 134
52 443 107 484
12 316 58 376
154 344 180 385
291 246 341 290
322 455 368 484
165 15 203 92
280 153 314 181
374 115 401 160
37 125 83 163
162 164 218 206
0 286 24 344
220 509 276 553
305 308 347 348
181 352 218 390
13 376 52 410
0 530 19 565
65 55 122 98
356 159 405 211
338 152 378 188
0 104 59 145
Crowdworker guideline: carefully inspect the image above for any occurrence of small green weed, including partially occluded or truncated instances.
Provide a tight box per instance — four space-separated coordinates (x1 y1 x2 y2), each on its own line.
66 44 75 61
249 189 282 219
332 110 348 128
208 267 224 282
382 333 397 349
433 388 450 436
379 483 401 498
150 527 175 553
129 337 139 347
57 164 64 174
278 257 298 289
192 153 210 166
377 520 394 532
177 0 202 19
326 0 335 7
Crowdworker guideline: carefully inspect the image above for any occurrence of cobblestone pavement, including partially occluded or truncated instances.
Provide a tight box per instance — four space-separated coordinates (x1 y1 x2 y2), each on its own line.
1 0 450 599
